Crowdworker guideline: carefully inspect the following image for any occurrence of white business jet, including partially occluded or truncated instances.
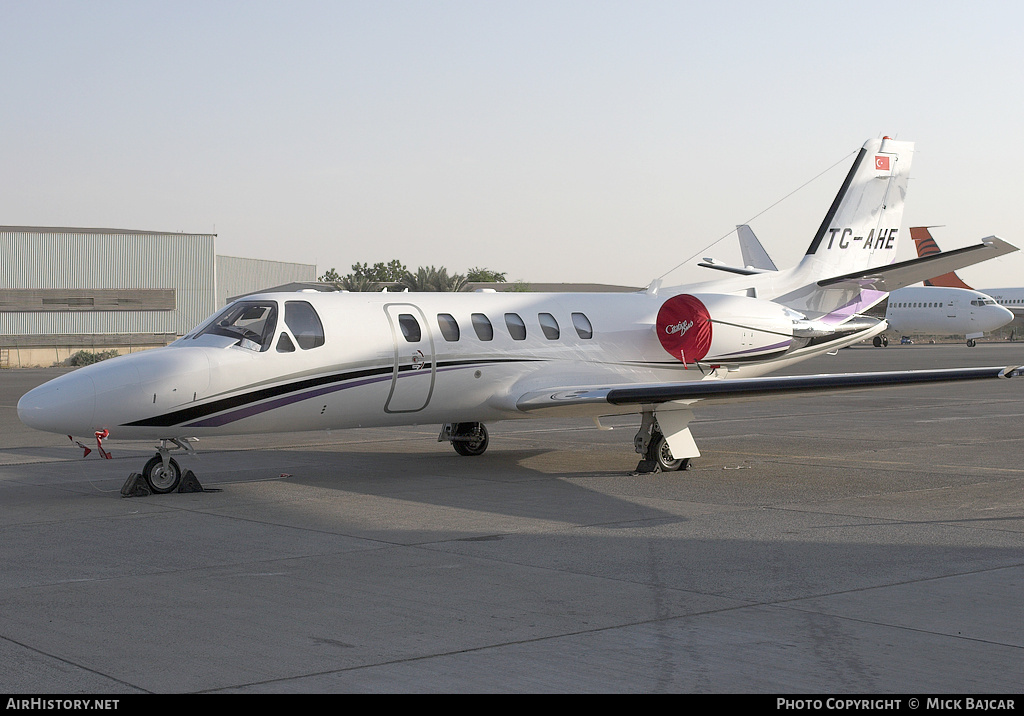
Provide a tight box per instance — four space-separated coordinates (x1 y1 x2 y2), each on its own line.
17 137 1023 493
701 226 1013 347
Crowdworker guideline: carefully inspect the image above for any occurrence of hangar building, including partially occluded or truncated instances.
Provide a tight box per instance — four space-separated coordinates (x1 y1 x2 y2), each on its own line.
0 226 316 367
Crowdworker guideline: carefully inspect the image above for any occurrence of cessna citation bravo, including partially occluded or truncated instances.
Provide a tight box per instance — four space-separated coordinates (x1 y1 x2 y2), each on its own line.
17 137 1024 494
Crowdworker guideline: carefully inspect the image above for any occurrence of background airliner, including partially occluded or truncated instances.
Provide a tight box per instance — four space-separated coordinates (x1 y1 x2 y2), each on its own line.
17 137 1022 494
702 226 1013 346
914 226 1024 317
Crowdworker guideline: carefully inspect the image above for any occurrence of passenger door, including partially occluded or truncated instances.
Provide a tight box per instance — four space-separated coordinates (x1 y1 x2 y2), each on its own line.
383 304 436 413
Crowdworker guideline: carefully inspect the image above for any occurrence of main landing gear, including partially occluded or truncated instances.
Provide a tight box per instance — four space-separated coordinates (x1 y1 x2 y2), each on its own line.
872 335 889 347
440 416 694 473
633 412 691 473
439 422 489 456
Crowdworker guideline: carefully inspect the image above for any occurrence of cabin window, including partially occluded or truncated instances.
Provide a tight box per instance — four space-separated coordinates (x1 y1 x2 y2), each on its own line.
572 312 593 339
505 313 527 340
472 313 493 341
539 312 560 340
437 313 460 341
284 301 325 349
276 332 296 353
398 313 421 342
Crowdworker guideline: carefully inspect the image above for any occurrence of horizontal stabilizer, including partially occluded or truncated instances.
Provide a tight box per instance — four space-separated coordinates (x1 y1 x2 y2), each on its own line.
696 259 765 276
817 236 1017 292
516 366 1024 413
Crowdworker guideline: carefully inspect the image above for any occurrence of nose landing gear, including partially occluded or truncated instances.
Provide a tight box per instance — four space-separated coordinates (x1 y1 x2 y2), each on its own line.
122 438 203 497
143 453 182 494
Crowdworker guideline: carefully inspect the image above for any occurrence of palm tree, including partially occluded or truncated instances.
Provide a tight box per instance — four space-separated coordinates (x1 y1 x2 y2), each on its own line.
340 275 380 292
399 266 468 292
433 267 469 292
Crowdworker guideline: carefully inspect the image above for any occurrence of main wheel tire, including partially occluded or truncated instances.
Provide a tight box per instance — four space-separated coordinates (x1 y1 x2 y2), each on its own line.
967 339 977 347
452 423 489 456
143 455 182 494
651 435 684 472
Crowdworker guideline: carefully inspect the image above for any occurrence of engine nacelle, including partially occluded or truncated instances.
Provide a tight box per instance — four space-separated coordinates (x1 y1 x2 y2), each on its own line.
656 293 794 364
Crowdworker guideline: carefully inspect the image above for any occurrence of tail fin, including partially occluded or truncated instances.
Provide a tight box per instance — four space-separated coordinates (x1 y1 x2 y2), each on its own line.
737 225 778 271
800 137 914 278
911 226 974 288
774 137 913 320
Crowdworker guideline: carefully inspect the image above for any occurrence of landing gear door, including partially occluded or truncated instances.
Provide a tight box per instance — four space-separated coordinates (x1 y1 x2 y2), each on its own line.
384 304 436 413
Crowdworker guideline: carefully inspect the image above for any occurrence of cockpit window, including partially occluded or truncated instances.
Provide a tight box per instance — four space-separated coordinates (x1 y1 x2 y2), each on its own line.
194 301 278 352
284 301 325 349
276 332 296 353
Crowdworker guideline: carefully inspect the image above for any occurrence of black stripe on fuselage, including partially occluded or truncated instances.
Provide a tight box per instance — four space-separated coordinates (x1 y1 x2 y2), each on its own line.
121 358 536 429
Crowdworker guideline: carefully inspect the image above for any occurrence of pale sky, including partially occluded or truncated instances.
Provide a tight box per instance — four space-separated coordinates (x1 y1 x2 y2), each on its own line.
2 0 1022 288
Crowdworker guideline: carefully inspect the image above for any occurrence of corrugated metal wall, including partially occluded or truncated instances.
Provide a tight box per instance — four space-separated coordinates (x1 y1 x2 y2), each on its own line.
0 228 216 336
216 255 317 307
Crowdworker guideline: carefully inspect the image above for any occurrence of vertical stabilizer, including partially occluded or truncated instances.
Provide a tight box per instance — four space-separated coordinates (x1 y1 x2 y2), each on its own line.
775 137 914 321
911 226 974 288
737 225 778 271
800 137 914 278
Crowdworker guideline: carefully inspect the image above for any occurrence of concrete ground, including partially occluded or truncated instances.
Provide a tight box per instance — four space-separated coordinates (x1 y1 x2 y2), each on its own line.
1 342 1022 693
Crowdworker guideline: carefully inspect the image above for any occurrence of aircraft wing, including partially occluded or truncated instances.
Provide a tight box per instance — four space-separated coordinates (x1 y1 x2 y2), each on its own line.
817 236 1017 292
515 365 1023 415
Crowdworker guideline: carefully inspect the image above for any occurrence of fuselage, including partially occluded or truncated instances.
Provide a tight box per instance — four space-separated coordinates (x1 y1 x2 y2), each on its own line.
17 287 884 441
884 286 1013 336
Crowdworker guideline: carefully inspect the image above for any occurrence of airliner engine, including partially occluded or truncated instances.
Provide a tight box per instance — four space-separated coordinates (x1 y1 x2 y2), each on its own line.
655 293 795 364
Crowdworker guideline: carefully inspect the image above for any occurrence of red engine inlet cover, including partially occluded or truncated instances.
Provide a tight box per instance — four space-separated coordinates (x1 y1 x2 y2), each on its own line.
656 294 712 363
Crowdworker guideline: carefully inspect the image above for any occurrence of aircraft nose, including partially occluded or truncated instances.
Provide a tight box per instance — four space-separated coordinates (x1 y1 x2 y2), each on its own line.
18 370 97 435
984 304 1015 331
991 305 1015 329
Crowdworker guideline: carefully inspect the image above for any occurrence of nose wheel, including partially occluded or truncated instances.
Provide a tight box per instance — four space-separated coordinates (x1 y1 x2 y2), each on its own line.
143 454 182 494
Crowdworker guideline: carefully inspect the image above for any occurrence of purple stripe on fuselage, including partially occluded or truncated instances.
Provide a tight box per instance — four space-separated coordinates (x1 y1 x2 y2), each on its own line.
183 373 395 428
182 363 475 429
